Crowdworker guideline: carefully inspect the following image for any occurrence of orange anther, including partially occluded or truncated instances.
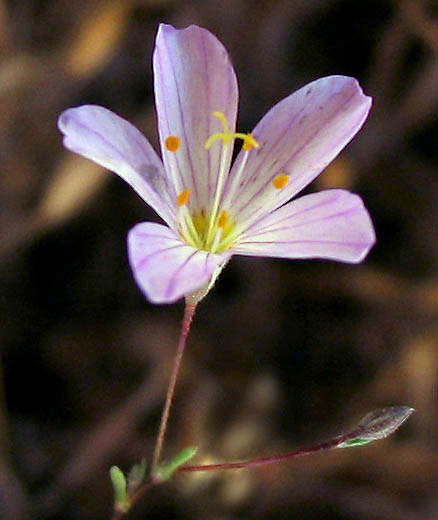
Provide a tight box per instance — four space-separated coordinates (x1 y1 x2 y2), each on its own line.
217 210 229 228
272 174 289 190
243 133 257 150
165 135 181 152
177 189 191 206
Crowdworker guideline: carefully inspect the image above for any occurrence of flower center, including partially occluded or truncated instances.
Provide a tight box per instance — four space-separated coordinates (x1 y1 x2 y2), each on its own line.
176 193 236 253
166 111 258 253
166 112 289 253
192 208 236 253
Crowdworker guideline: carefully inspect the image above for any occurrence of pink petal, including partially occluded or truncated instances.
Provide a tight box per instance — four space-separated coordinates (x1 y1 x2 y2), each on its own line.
58 105 175 226
226 76 372 229
233 189 375 263
153 24 238 211
127 222 231 304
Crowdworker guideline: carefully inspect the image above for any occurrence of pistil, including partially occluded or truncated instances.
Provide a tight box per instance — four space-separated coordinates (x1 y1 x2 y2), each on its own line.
204 111 258 248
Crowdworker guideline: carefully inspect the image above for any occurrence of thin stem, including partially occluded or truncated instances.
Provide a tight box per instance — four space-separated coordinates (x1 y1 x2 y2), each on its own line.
110 478 156 520
124 444 331 518
150 301 197 472
124 433 345 515
177 436 345 474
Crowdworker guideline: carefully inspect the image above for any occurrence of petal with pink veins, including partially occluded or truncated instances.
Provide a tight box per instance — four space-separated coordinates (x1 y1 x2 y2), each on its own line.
225 76 372 230
233 189 375 263
154 24 238 211
128 222 231 303
58 105 175 226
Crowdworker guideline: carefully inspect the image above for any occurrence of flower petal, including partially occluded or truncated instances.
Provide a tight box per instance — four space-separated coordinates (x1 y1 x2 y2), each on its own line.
58 105 175 226
226 76 372 229
153 24 238 211
127 222 231 303
233 189 375 263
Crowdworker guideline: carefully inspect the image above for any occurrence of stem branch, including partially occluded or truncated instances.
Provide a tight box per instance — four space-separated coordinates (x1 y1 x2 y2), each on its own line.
177 437 343 474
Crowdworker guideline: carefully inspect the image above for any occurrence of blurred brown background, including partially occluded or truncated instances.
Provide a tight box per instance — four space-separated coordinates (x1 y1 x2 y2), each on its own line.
0 0 437 519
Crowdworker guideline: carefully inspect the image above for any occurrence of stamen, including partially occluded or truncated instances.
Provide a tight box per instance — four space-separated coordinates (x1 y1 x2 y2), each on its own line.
165 136 181 152
272 174 289 190
211 227 223 253
178 206 201 248
177 189 191 206
220 148 251 210
217 210 229 228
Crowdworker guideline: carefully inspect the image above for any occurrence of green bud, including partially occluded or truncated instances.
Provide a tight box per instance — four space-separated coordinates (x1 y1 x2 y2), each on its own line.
337 406 414 449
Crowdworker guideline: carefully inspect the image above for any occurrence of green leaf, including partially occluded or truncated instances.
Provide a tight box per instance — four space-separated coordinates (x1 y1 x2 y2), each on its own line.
337 406 414 449
110 466 129 512
154 446 198 482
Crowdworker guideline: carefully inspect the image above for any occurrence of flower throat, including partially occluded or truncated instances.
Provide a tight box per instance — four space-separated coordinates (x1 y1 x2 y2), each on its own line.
167 112 290 253
166 111 258 253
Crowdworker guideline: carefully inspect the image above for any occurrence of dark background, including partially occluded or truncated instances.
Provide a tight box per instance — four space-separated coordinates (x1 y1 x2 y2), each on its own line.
0 0 437 519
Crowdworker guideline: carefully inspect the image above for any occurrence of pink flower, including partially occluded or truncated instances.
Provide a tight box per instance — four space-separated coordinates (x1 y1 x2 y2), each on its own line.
58 24 375 304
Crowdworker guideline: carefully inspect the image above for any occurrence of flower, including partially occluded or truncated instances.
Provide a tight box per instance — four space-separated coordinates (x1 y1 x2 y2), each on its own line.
58 24 375 304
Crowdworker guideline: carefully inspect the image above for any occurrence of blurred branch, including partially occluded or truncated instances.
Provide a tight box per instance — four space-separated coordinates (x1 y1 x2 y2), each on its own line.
0 1 10 54
0 362 30 520
65 0 132 79
401 0 438 52
35 356 168 516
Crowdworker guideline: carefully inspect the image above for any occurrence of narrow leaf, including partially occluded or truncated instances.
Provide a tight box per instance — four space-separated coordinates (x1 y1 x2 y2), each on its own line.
337 406 414 449
155 446 198 482
110 466 129 512
127 459 147 493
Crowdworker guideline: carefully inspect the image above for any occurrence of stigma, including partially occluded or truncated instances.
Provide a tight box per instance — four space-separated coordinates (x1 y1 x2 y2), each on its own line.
204 111 259 150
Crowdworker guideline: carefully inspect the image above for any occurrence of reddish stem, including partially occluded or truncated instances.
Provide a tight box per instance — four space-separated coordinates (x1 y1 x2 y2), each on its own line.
121 433 345 517
150 301 197 472
114 422 351 518
177 435 346 474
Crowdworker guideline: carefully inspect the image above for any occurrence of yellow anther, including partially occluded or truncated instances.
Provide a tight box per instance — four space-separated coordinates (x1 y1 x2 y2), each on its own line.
217 210 229 228
272 174 289 190
177 189 191 206
165 135 181 152
242 133 258 150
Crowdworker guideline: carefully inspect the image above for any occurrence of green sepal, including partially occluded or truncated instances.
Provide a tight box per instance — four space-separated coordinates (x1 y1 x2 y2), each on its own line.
110 466 129 513
338 437 375 447
154 446 198 482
